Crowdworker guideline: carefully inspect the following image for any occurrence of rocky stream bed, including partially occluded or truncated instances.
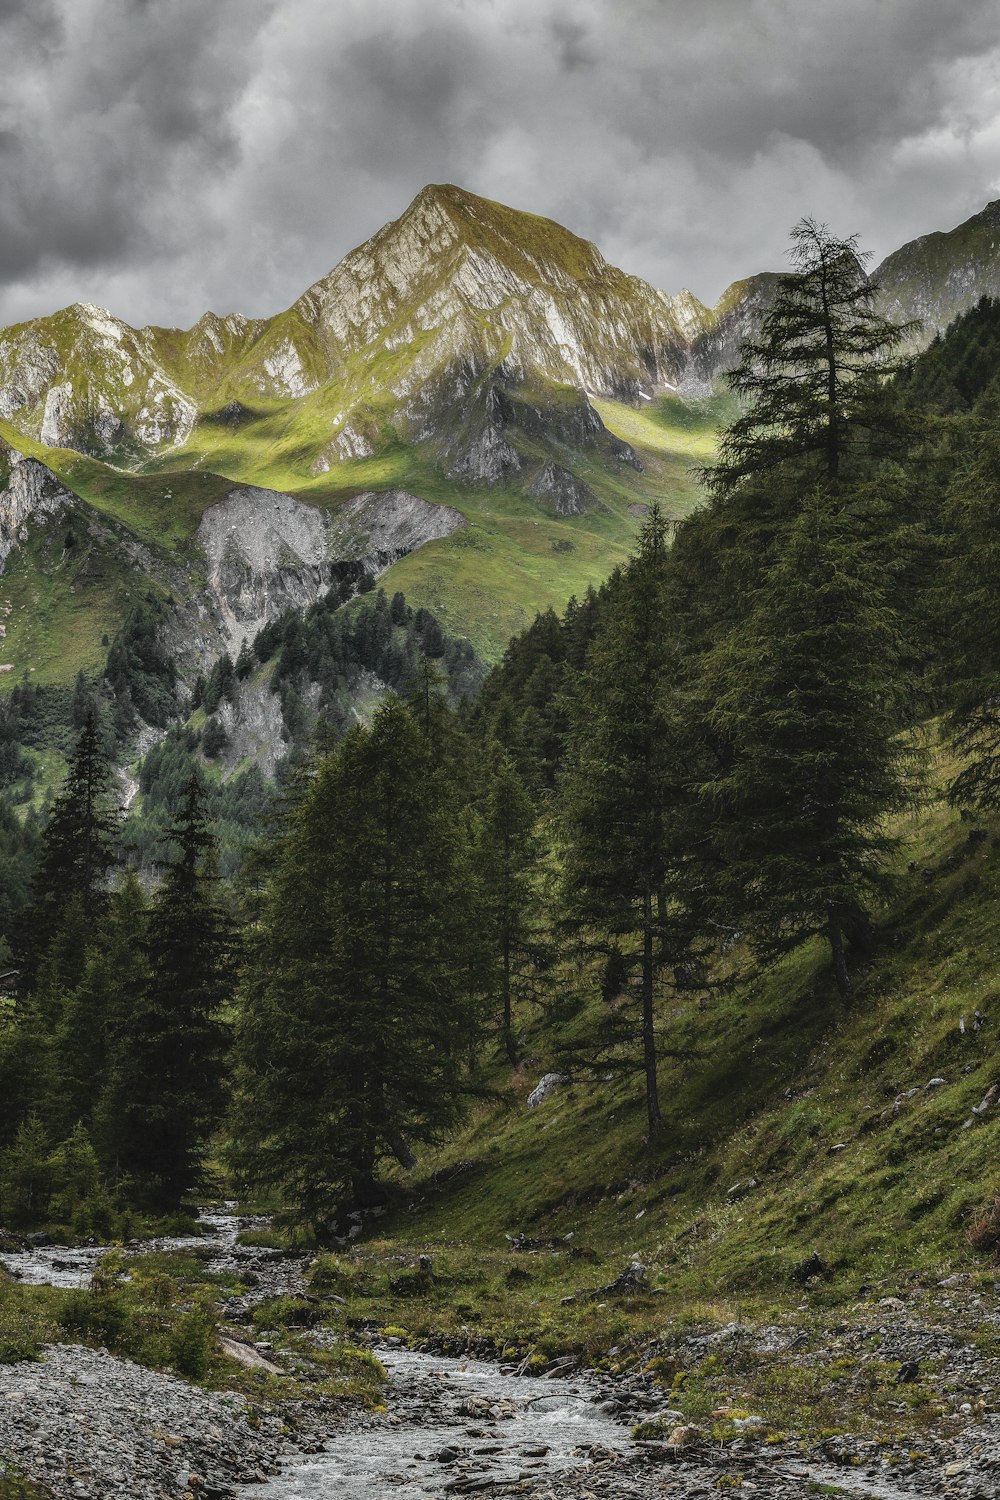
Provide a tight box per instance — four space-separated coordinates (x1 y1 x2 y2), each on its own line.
3 1212 1000 1498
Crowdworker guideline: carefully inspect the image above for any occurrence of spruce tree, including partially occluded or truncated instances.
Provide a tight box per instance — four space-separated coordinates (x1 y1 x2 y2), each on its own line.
703 488 915 996
114 776 232 1208
231 696 482 1231
53 876 150 1147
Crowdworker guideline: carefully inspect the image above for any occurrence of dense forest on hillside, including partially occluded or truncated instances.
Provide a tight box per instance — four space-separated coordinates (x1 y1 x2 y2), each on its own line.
4 234 1000 1243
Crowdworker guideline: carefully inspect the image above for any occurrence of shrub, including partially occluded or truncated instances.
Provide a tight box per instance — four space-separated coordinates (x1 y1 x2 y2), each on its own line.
969 1196 1000 1253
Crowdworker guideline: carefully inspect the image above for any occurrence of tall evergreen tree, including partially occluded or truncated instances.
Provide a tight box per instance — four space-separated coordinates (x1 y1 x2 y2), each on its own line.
21 710 118 978
675 220 915 655
560 506 701 1138
712 218 912 495
53 876 150 1147
114 776 232 1208
703 488 916 996
478 750 545 1065
231 696 483 1231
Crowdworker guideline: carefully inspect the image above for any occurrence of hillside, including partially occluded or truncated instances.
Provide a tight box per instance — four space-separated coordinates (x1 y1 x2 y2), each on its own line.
3 186 1000 700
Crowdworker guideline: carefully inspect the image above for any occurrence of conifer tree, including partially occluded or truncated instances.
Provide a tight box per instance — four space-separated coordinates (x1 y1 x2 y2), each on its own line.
680 220 914 650
478 750 544 1064
703 488 915 996
712 218 912 495
231 696 482 1230
53 876 150 1146
114 776 232 1208
560 505 701 1138
22 710 118 978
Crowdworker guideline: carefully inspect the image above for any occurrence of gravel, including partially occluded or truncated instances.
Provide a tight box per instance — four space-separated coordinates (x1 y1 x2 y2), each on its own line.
0 1344 283 1499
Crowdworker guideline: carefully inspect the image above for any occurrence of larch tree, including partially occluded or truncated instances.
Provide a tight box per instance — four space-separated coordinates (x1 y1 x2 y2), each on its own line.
560 505 702 1139
712 217 912 495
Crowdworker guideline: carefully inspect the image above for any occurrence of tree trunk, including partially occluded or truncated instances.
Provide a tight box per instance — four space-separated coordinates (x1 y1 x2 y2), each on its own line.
642 886 662 1138
388 1130 416 1170
827 903 851 998
502 939 518 1065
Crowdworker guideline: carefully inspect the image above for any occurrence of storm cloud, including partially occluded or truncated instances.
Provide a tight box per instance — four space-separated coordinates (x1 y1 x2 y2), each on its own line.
1 0 999 328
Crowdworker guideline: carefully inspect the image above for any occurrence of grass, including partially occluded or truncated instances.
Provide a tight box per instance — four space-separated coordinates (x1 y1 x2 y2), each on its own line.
0 1245 386 1411
248 733 1000 1446
0 519 138 687
2 374 722 673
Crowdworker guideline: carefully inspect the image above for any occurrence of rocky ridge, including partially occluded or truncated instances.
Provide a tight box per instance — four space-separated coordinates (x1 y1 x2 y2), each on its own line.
180 484 466 665
3 184 996 478
0 437 76 571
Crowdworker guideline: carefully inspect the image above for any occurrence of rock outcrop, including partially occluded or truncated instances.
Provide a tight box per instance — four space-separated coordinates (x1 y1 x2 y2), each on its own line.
528 462 597 516
0 438 76 570
172 484 466 669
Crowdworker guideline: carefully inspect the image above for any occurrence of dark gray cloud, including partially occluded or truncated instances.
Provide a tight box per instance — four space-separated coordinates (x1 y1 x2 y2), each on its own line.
1 0 999 328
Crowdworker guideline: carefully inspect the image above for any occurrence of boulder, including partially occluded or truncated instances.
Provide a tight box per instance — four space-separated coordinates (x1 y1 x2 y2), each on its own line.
527 1073 571 1109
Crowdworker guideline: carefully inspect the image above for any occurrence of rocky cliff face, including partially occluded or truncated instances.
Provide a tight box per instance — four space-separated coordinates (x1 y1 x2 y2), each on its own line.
872 199 1000 340
0 304 200 460
166 484 467 672
0 438 76 570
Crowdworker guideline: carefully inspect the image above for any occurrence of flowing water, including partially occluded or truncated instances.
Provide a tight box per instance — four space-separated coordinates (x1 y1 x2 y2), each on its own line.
238 1343 631 1499
1 1209 637 1496
0 1202 267 1287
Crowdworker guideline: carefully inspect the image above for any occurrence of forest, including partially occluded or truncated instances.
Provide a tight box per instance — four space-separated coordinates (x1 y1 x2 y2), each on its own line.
4 220 1000 1243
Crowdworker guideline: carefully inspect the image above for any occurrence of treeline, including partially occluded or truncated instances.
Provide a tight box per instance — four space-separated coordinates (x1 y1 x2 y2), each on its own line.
126 586 481 870
7 230 1000 1237
0 717 232 1229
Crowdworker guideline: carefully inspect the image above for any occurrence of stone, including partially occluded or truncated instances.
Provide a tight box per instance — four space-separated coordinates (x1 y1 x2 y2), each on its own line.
527 1073 571 1109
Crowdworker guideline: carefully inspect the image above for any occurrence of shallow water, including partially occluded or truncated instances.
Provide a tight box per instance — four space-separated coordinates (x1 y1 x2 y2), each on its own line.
239 1344 631 1498
0 1202 266 1287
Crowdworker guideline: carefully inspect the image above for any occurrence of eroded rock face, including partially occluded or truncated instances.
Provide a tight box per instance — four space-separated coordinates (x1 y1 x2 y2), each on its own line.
0 440 76 571
326 488 465 566
528 461 597 516
184 483 466 665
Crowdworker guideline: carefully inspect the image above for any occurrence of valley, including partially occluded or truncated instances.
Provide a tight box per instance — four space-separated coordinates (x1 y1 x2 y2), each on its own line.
6 188 1000 1500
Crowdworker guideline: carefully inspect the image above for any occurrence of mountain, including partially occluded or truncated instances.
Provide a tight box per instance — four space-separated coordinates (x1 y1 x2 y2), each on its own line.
874 198 1000 339
0 184 725 471
1 184 999 705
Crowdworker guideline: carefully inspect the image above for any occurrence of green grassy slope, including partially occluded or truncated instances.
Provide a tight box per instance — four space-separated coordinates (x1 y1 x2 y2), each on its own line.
2 390 717 675
362 746 1000 1331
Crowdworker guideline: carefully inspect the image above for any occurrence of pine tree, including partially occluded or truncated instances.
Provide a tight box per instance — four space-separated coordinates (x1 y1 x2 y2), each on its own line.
231 696 482 1231
560 505 701 1138
703 488 916 996
114 776 232 1208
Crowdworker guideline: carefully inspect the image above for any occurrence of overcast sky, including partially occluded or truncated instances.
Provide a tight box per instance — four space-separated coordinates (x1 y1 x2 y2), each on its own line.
2 0 1000 330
